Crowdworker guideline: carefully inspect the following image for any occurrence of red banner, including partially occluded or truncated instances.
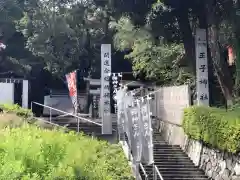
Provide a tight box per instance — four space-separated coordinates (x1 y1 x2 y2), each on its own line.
66 71 78 112
228 46 234 66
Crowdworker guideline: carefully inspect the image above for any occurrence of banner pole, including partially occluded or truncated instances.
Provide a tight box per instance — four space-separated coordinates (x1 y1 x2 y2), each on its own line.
75 70 79 133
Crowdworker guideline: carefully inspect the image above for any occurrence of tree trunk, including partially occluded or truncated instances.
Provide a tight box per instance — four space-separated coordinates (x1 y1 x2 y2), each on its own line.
84 80 90 113
84 29 92 114
207 20 234 106
231 1 240 96
174 8 195 72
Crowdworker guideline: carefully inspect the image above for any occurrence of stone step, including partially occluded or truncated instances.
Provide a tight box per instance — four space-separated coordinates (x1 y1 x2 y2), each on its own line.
154 156 190 160
156 166 199 171
153 144 181 147
155 164 198 168
153 158 193 164
140 170 208 180
153 146 181 149
159 169 205 174
162 173 207 177
163 177 208 180
160 170 206 176
154 161 195 166
153 153 189 158
153 141 167 144
153 149 185 153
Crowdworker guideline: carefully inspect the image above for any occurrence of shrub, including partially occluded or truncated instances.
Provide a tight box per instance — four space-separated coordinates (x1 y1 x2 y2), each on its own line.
182 106 240 153
0 113 25 128
0 104 33 118
0 124 133 180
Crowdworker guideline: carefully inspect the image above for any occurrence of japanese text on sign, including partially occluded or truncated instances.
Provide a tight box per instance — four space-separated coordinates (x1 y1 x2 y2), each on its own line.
195 29 209 106
101 44 112 134
111 73 120 113
141 102 154 164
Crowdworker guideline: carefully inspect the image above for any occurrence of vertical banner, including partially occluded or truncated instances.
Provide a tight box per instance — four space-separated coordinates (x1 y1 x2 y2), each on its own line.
116 88 126 140
92 95 99 118
130 104 142 163
111 73 120 113
124 92 134 145
227 45 235 66
195 29 209 106
22 80 29 109
65 70 78 113
141 99 154 165
101 44 112 134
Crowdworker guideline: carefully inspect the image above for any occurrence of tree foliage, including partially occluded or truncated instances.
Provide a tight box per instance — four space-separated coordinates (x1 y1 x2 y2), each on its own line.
0 104 133 179
1 0 240 106
112 14 192 85
111 0 240 106
16 0 107 77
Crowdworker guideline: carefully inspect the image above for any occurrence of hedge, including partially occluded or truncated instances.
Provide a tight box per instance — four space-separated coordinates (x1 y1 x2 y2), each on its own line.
0 125 133 179
182 106 240 153
0 104 33 118
0 105 133 179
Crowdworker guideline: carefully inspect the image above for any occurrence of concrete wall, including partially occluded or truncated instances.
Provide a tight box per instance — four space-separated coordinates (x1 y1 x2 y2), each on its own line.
151 85 190 146
43 95 87 115
0 83 14 104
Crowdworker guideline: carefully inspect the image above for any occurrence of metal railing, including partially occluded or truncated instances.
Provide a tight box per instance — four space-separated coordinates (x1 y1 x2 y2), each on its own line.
120 134 163 180
153 165 164 180
31 101 102 133
139 163 148 180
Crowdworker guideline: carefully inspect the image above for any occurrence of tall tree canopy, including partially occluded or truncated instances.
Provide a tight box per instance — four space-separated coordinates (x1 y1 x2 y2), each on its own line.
111 0 240 106
17 0 108 78
1 0 240 106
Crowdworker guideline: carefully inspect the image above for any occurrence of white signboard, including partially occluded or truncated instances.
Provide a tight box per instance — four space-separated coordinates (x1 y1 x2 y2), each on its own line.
101 44 112 134
0 83 14 104
195 29 209 106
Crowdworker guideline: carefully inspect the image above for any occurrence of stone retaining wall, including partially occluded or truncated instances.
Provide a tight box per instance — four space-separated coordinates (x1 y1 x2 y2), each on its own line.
184 138 240 180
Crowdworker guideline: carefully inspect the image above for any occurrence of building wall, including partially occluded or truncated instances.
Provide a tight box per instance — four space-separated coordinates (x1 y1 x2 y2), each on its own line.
43 94 87 116
0 83 14 104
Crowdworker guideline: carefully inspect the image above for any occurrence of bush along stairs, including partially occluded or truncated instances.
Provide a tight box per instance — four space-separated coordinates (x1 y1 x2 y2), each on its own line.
139 131 210 180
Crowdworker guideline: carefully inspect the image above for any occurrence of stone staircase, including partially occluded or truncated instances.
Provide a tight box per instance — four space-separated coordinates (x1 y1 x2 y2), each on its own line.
140 132 209 180
41 116 117 142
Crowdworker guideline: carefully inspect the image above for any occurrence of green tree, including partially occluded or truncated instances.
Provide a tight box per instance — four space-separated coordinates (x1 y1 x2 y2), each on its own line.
0 0 35 76
16 0 107 79
112 16 192 85
112 0 240 106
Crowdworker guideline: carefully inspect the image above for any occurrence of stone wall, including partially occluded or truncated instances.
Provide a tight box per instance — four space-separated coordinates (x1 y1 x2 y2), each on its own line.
183 138 240 180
